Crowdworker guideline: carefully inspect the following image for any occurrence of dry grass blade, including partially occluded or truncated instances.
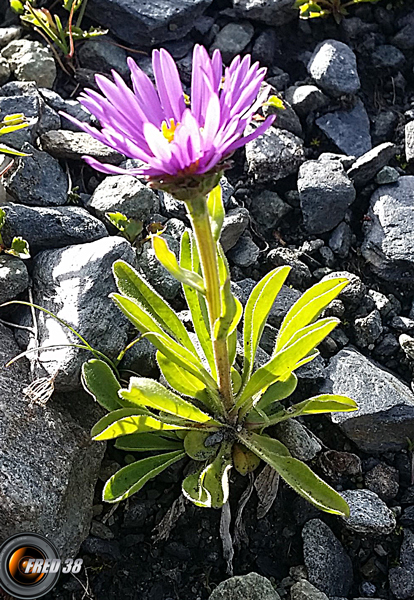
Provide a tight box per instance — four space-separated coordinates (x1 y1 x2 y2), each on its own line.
23 371 58 407
254 464 280 519
152 494 187 543
234 472 254 549
220 501 234 576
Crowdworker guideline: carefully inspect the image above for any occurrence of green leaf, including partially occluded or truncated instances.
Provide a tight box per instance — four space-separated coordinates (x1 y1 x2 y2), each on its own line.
256 373 298 411
6 236 30 259
184 430 218 461
241 433 350 517
0 144 30 156
276 277 348 353
207 185 224 242
115 432 183 452
232 442 261 475
106 212 142 242
118 377 217 424
214 247 242 342
10 0 25 14
152 234 205 294
262 95 286 110
113 260 195 353
285 394 358 417
0 208 5 230
103 450 185 502
182 443 232 508
91 408 191 441
242 266 291 385
81 359 121 411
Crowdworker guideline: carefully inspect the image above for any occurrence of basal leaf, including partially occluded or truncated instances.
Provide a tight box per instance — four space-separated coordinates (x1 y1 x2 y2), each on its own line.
232 443 261 476
82 359 121 411
153 234 205 294
184 430 217 461
255 373 298 411
287 394 358 417
182 443 232 508
115 432 183 452
6 236 30 259
91 408 191 441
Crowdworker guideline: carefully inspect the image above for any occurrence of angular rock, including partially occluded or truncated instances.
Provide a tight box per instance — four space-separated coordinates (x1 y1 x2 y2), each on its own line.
347 142 396 187
250 190 290 232
365 462 399 501
42 88 95 133
40 130 123 164
372 44 405 70
138 234 180 300
4 142 67 207
389 530 414 600
405 121 414 164
28 237 136 390
1 39 56 88
0 203 107 255
227 234 260 268
268 247 312 288
220 207 250 252
298 158 355 234
0 254 29 304
274 420 322 461
308 40 360 97
302 519 353 596
246 126 305 182
353 309 383 348
362 177 414 283
209 572 280 600
340 489 396 535
233 0 297 26
321 346 414 453
316 100 371 157
375 165 399 185
322 270 365 308
0 323 104 556
211 22 254 63
0 26 22 49
263 96 302 138
0 55 10 86
285 84 329 117
290 580 329 600
329 222 352 258
86 0 213 46
78 37 129 77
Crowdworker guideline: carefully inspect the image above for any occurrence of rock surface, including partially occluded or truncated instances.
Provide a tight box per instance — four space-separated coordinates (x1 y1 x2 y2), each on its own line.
40 130 124 164
340 489 396 535
233 0 297 26
308 40 360 97
209 572 280 600
347 142 396 187
316 100 372 157
1 39 56 88
389 530 414 600
0 254 29 304
211 22 255 63
246 126 305 182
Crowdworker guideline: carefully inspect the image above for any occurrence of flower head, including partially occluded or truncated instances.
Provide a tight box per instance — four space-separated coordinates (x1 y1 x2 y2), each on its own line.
62 45 275 192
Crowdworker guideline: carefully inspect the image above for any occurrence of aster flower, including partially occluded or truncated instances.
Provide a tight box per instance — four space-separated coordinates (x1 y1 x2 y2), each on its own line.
62 44 275 189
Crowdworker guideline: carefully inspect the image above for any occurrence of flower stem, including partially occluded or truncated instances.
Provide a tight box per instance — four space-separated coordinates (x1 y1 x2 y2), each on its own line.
187 197 234 415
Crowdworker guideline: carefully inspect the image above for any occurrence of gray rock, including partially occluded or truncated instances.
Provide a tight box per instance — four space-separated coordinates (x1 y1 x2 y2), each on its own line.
372 110 398 145
268 247 312 288
390 315 414 333
0 203 108 255
347 142 396 187
4 142 67 207
274 420 322 461
263 97 303 138
40 130 123 164
392 23 414 50
353 310 383 348
365 462 399 501
246 126 305 182
0 323 104 556
329 222 352 258
298 159 355 234
211 21 254 63
41 88 95 133
86 0 213 46
308 40 360 97
220 207 250 252
0 26 23 49
120 336 158 379
361 177 414 283
375 165 399 185
28 237 136 390
0 254 29 303
233 0 297 26
372 45 405 70
290 580 329 600
87 175 159 222
78 37 129 77
316 100 372 157
0 94 40 150
138 234 180 300
340 489 396 535
1 39 56 88
405 121 414 163
321 346 414 453
250 190 290 232
389 530 414 600
252 29 277 67
285 85 329 117
227 234 260 268
0 55 10 86
302 519 353 596
321 270 365 308
209 572 280 600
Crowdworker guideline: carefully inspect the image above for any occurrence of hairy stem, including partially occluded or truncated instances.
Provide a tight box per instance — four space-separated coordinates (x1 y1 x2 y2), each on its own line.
187 197 234 414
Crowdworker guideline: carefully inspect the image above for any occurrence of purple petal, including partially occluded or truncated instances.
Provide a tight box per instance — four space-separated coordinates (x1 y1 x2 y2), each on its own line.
82 156 132 175
153 49 185 122
225 115 275 154
127 58 164 126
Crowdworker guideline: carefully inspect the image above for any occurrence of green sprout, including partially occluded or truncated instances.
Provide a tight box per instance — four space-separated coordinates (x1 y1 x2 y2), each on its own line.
0 208 30 259
294 0 380 23
0 113 31 158
106 212 143 246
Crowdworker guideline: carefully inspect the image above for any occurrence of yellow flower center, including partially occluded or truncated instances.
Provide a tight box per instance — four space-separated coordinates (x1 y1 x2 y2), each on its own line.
161 118 179 143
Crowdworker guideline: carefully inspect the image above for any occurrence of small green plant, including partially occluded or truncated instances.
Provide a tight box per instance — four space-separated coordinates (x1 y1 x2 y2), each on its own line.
10 0 107 59
294 0 380 23
0 208 30 259
106 212 143 246
0 113 31 158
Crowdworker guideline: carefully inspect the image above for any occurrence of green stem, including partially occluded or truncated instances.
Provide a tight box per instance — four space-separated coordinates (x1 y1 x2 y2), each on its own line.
186 197 234 415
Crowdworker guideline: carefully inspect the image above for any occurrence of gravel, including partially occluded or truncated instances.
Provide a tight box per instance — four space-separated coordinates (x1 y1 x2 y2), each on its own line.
308 40 360 97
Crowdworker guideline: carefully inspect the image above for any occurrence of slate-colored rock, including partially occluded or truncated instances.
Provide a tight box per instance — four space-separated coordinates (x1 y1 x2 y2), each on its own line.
138 234 180 300
347 142 396 187
86 0 213 46
353 309 383 348
405 121 414 164
308 40 360 97
211 22 254 63
0 323 104 556
268 247 312 288
316 100 372 157
78 37 129 77
40 130 123 164
329 222 352 258
361 176 414 283
27 237 136 390
389 530 414 599
233 0 297 26
365 462 399 501
41 88 94 133
290 580 329 600
372 44 405 70
209 572 280 600
321 346 414 453
250 190 290 232
4 142 67 207
1 39 56 88
0 55 10 86
0 254 29 304
284 85 329 117
0 203 108 255
0 26 22 49
302 519 353 596
376 165 399 185
246 126 305 182
220 207 250 252
274 420 322 461
263 95 303 138
340 489 396 535
227 234 260 268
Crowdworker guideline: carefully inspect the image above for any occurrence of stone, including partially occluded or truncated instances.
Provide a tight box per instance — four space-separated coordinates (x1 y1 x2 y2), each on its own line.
390 315 414 333
340 489 396 535
87 175 160 222
302 519 353 596
209 572 280 600
308 40 360 97
210 22 254 63
78 37 129 77
252 29 278 67
86 0 213 46
405 121 414 163
233 0 297 26
0 55 10 86
316 100 372 157
246 126 305 182
321 346 414 453
298 158 356 234
353 310 383 348
389 530 414 600
0 94 40 150
347 142 396 187
322 271 366 308
1 39 56 88
27 237 136 390
0 203 107 255
290 580 329 600
392 23 414 50
329 222 352 258
0 254 29 304
376 165 399 185
120 337 158 379
220 207 250 252
227 234 260 268
4 142 67 207
0 26 23 49
284 85 329 117
0 323 104 556
250 190 290 232
372 110 398 145
40 130 123 164
268 247 312 288
263 96 302 138
372 45 405 70
361 177 414 283
274 420 322 461
365 462 399 501
42 88 95 133
138 234 180 300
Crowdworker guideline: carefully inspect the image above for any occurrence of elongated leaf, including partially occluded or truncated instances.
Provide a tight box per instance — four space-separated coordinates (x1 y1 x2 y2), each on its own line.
215 246 242 341
207 185 225 242
82 359 121 411
286 394 358 417
240 433 350 517
256 373 298 411
182 443 232 508
91 408 191 441
103 450 185 502
113 260 195 353
119 377 216 423
153 235 205 294
115 432 183 452
242 266 291 384
276 278 348 352
0 144 30 156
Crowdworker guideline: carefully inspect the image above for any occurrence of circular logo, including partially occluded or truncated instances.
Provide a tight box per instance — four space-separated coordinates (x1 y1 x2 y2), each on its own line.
0 533 61 599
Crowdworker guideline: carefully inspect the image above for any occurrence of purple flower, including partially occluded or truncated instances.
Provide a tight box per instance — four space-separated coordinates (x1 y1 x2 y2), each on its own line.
62 45 275 182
